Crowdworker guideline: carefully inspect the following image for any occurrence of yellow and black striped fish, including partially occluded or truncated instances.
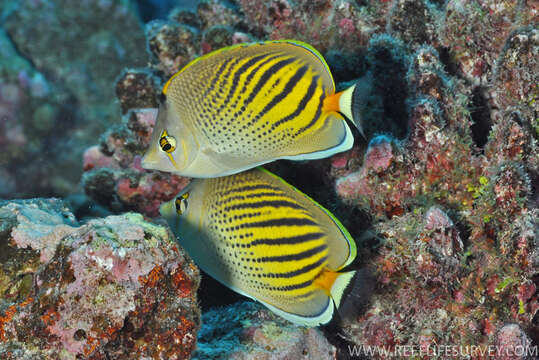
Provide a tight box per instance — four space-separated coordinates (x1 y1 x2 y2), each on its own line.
159 167 357 326
142 40 363 178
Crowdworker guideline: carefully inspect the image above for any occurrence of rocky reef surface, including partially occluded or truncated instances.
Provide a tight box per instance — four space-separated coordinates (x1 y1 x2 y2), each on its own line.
0 0 537 358
193 301 336 359
0 198 200 359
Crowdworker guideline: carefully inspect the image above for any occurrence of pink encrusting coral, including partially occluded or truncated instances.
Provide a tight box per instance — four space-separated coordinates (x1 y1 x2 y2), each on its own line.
0 200 200 359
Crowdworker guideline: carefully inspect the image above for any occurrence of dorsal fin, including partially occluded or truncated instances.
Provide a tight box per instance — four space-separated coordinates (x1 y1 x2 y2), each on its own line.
163 40 335 95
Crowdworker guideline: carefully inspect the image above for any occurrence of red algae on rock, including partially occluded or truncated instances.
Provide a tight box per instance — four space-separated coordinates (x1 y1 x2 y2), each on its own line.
0 200 200 359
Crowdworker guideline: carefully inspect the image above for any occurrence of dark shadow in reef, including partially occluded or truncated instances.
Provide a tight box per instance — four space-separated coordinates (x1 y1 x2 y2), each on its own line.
325 49 368 85
469 86 492 149
197 270 244 311
135 0 187 22
360 36 410 140
322 266 376 360
438 46 460 78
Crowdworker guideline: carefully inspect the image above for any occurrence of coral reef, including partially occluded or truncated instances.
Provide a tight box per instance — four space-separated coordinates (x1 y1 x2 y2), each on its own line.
334 39 537 357
0 198 200 359
80 2 537 354
1 0 536 357
441 0 535 85
239 0 389 53
193 301 335 360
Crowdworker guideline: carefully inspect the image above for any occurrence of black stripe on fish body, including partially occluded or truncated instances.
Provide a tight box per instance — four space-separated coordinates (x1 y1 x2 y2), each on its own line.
202 56 236 99
219 184 282 197
265 256 327 279
240 217 318 229
215 53 272 116
196 57 238 130
215 194 247 206
242 58 296 110
232 212 262 222
248 232 325 246
244 191 288 199
293 290 316 300
295 90 325 137
207 57 243 114
271 75 319 130
270 279 314 292
254 65 309 124
240 54 286 96
257 244 327 263
230 54 289 121
223 200 305 211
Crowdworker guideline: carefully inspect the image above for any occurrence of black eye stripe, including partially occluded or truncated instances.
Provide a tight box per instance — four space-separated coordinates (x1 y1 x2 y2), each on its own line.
162 143 172 151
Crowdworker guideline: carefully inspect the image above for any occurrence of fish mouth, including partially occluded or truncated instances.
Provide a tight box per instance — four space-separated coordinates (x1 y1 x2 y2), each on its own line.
140 153 156 171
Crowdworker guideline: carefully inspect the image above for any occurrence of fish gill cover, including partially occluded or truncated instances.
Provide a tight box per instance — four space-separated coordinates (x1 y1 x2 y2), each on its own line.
0 0 537 359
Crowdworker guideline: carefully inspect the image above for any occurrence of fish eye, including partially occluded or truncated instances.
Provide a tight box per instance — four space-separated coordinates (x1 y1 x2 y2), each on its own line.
159 130 177 153
175 193 189 215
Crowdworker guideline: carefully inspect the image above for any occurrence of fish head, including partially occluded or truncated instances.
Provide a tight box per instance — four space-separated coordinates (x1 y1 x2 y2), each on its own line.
141 98 198 174
159 180 203 235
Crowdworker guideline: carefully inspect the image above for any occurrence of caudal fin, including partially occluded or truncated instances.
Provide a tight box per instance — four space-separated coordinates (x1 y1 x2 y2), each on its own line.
337 75 375 138
330 270 357 308
333 267 376 325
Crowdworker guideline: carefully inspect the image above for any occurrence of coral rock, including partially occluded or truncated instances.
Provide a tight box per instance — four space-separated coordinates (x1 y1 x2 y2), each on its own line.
495 324 533 360
196 0 243 30
147 21 200 77
193 301 335 360
115 69 160 114
492 27 538 107
387 0 438 48
423 206 463 258
0 201 200 359
441 0 533 85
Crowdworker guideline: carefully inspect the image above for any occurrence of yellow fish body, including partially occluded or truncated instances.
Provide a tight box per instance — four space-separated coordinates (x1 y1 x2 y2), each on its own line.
160 167 357 326
142 40 362 178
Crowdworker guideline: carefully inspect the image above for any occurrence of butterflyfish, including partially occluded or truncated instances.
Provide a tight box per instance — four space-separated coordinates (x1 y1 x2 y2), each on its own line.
142 40 364 178
159 167 357 326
